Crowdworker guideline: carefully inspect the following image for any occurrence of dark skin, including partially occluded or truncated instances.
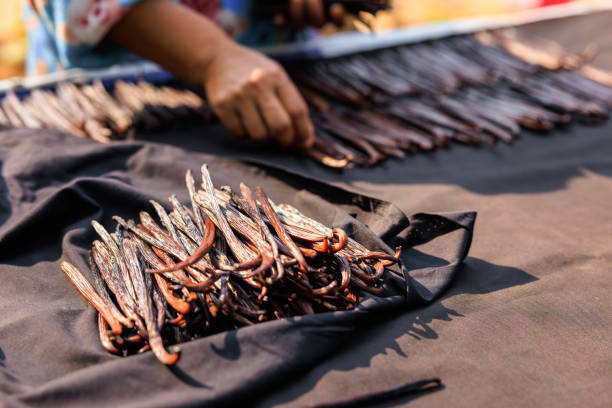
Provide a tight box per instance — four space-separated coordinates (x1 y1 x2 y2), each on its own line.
109 0 344 149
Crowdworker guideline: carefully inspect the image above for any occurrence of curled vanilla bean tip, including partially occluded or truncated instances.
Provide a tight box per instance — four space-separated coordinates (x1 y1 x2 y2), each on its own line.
98 314 120 354
305 148 350 168
149 337 181 365
331 228 347 252
146 217 216 274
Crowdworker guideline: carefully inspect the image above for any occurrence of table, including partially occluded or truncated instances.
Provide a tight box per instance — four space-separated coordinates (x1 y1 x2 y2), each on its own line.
1 10 611 408
142 11 612 407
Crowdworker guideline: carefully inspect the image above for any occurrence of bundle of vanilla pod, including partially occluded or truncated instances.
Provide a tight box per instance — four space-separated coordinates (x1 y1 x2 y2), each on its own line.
0 80 211 141
61 164 400 365
4 29 612 168
297 29 612 167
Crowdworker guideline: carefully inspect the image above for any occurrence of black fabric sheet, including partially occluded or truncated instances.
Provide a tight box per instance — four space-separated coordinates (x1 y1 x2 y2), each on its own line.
0 129 473 407
2 10 612 408
132 12 612 407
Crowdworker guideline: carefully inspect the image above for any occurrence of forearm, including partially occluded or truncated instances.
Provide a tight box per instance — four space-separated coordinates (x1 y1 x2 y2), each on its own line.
107 0 233 84
108 0 315 148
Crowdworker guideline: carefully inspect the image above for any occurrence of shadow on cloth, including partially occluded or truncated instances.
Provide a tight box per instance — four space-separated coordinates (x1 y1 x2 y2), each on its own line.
370 382 446 408
249 256 535 407
0 128 478 408
167 365 212 389
138 119 612 196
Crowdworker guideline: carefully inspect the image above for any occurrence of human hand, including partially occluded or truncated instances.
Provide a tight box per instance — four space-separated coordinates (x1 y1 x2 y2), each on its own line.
276 0 346 29
203 43 314 148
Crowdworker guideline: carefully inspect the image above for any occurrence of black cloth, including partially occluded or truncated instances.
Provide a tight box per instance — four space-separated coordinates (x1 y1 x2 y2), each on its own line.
135 11 612 407
2 10 612 408
0 128 473 407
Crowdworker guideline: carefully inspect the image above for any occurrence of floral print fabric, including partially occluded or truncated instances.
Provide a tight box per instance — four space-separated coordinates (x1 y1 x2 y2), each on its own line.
22 0 288 75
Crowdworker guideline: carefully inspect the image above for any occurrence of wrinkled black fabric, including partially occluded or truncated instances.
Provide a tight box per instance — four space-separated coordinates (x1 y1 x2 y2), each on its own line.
3 11 609 408
124 12 612 407
0 129 473 408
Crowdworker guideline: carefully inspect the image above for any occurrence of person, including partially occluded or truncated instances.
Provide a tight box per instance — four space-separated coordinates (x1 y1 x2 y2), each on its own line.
23 0 346 148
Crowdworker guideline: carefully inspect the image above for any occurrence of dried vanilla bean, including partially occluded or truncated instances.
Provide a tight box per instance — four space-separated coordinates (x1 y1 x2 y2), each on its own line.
4 30 612 168
4 92 41 128
61 164 400 365
0 107 9 127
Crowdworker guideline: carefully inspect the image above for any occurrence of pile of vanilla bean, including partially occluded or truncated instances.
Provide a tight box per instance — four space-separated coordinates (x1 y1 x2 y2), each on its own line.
0 80 210 142
297 32 612 167
61 164 399 365
3 30 612 167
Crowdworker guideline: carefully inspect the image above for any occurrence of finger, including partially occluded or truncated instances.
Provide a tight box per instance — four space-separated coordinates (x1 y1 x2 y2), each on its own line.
306 0 325 28
289 0 306 29
216 106 245 138
237 99 269 143
257 90 294 146
276 78 314 149
329 3 346 27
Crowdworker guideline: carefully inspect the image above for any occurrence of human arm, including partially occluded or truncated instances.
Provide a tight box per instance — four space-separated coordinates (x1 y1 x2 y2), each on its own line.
108 0 314 148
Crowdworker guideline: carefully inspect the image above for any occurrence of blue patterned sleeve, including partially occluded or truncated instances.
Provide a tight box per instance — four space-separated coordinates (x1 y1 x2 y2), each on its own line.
24 0 144 74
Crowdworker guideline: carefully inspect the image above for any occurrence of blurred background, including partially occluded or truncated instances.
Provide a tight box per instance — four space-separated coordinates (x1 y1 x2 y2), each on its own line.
0 0 26 79
0 0 607 79
368 0 598 29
